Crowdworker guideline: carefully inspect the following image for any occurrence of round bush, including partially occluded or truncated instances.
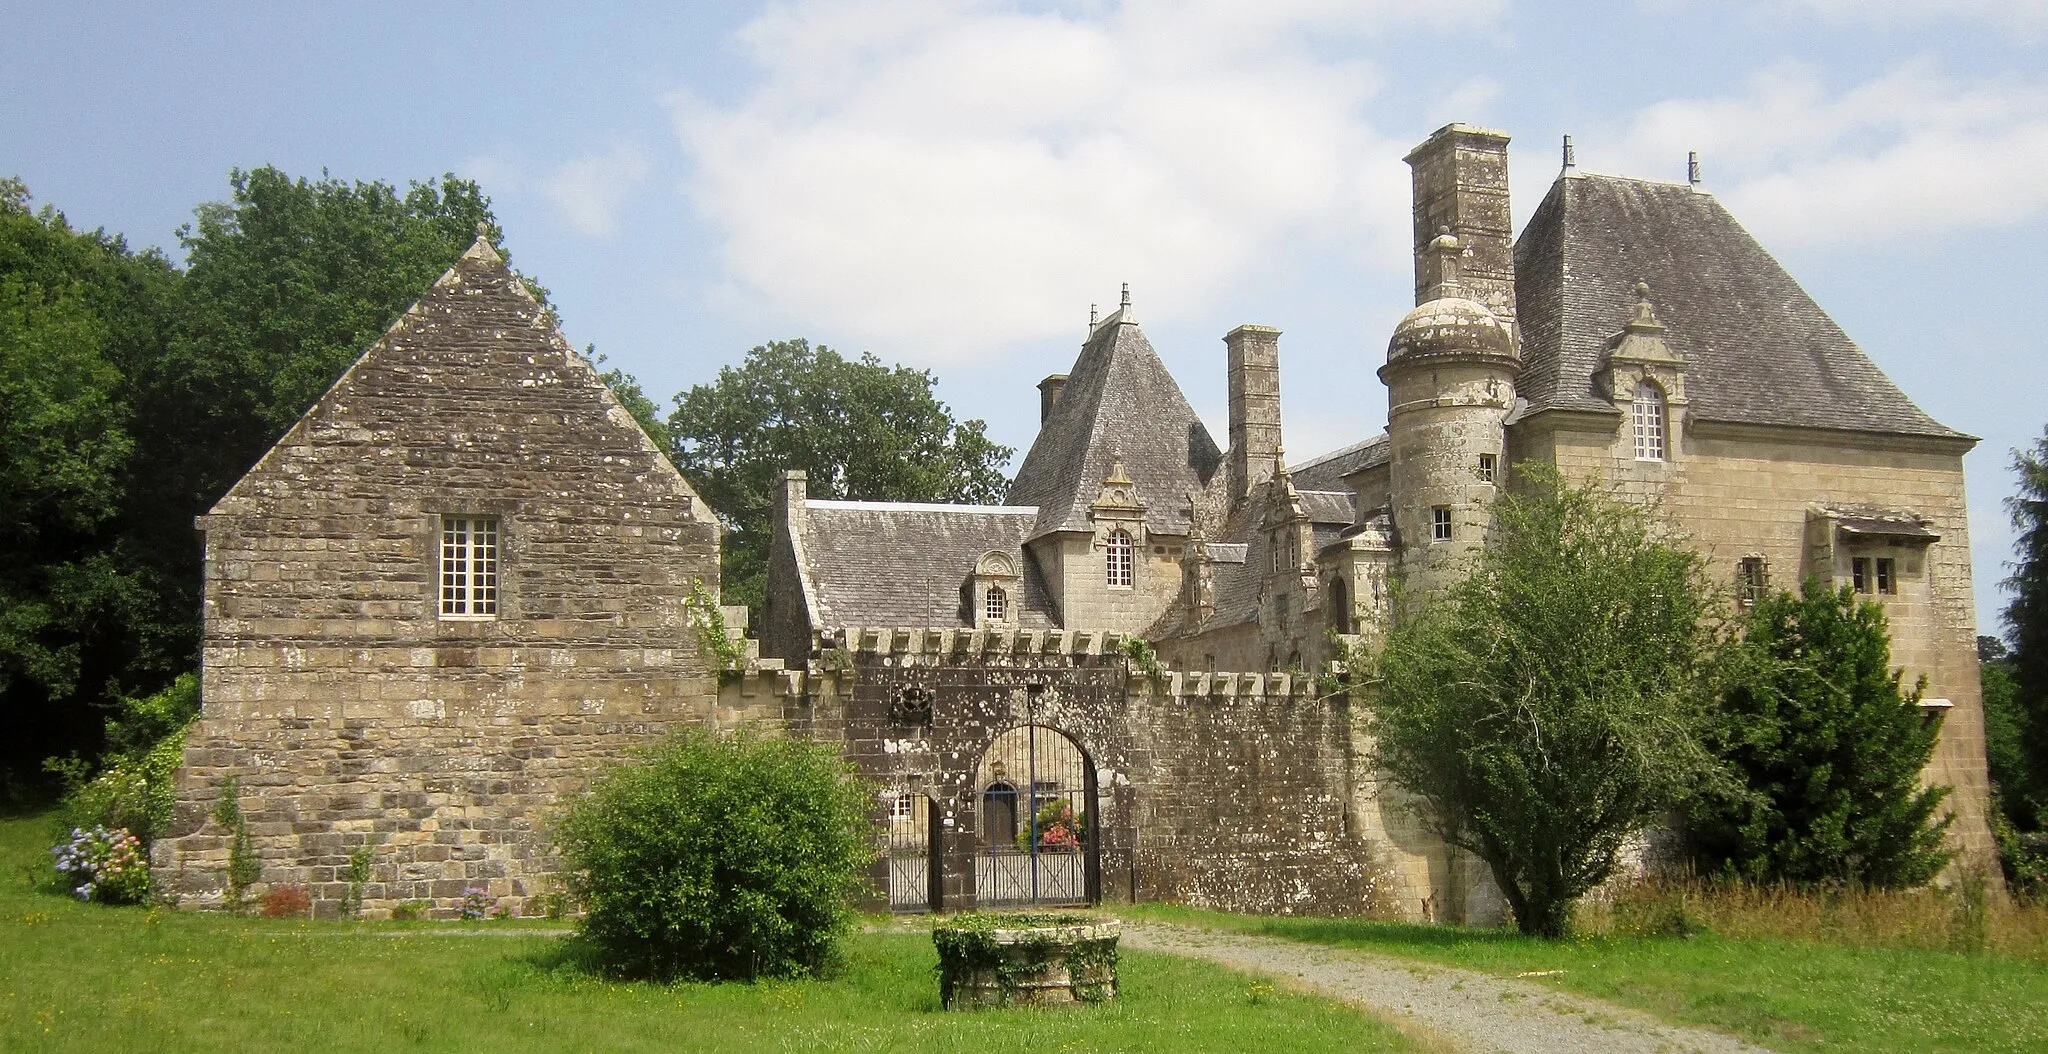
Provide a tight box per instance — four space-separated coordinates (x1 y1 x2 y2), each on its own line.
557 730 875 981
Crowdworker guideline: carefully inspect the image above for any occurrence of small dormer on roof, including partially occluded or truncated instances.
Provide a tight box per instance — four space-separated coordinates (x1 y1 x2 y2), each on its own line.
1598 281 1690 406
1090 456 1147 522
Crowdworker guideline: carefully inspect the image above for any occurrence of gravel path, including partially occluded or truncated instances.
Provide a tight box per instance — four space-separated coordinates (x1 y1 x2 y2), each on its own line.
1122 922 1775 1054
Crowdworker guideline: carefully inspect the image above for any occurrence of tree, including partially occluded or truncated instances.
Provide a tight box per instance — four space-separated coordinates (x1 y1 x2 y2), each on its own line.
0 178 182 790
2006 427 2048 829
1360 465 1724 937
664 339 1012 613
1690 580 1952 887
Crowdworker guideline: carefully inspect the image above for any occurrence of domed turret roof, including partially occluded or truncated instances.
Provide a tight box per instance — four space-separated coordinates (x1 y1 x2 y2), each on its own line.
1387 295 1513 365
1383 228 1517 370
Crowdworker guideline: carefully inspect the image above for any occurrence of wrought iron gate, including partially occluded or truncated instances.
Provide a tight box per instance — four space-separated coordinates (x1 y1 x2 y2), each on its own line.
885 791 936 912
974 724 1094 907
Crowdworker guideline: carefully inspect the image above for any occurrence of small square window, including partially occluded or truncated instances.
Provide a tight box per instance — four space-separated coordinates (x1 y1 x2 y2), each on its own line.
440 517 499 617
1851 557 1872 594
1876 558 1896 595
1477 453 1497 483
891 793 916 820
1432 506 1452 541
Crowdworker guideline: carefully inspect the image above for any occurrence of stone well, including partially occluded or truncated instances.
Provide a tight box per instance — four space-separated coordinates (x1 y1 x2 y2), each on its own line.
933 915 1121 1009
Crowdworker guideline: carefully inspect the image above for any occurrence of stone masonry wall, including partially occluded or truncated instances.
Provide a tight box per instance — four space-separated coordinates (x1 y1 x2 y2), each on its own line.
152 240 722 918
1509 414 1997 874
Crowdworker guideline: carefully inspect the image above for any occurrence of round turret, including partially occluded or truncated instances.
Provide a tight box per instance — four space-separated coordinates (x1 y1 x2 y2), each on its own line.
1385 295 1514 368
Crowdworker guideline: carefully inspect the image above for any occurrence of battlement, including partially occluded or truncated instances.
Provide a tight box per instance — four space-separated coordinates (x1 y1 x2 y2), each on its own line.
816 625 1133 657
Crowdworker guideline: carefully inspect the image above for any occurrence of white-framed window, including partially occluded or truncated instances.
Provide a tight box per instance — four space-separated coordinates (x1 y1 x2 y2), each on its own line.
985 585 1008 622
1477 453 1497 483
1106 528 1134 587
1432 506 1452 541
890 793 916 820
439 516 499 617
1632 381 1667 461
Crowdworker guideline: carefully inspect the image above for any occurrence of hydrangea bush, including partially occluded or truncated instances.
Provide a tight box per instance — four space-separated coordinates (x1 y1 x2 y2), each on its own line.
51 826 149 904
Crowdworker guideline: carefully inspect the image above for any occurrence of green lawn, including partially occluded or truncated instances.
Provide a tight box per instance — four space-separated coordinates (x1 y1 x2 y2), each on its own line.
0 817 1431 1054
1126 903 2048 1054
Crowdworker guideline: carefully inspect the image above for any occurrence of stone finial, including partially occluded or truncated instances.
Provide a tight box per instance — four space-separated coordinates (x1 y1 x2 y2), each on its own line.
1628 281 1666 332
1090 303 1098 326
1688 151 1701 187
1120 283 1131 311
475 220 491 238
1425 226 1464 298
1105 456 1133 486
1563 134 1576 170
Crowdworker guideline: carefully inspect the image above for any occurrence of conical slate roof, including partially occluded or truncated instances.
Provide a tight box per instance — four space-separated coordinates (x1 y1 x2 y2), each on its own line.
1005 310 1224 540
1513 173 1967 439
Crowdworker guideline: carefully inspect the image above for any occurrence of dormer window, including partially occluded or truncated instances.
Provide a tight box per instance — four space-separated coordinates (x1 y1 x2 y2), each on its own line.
1106 528 1134 588
985 585 1008 622
1632 381 1667 461
972 550 1021 627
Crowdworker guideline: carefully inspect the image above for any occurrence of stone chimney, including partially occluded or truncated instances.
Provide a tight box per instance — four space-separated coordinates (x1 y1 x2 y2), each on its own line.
1404 124 1517 330
1037 374 1068 424
1225 325 1283 507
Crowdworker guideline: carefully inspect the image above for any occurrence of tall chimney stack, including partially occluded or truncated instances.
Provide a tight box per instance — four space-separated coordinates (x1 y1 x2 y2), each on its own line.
1403 124 1517 332
1037 374 1068 424
1225 324 1283 507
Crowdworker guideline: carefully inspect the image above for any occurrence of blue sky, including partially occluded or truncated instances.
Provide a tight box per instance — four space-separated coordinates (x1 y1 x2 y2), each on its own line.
6 0 2044 634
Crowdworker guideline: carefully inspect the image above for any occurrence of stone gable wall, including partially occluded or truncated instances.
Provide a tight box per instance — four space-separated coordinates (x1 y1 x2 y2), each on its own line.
151 246 721 918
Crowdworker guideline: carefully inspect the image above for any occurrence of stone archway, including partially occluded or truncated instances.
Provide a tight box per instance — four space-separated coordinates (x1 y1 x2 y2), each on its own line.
972 724 1096 907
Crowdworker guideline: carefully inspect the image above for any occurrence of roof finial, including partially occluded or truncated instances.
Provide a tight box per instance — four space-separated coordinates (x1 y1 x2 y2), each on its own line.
1120 282 1131 310
1090 303 1098 326
1629 280 1664 330
1687 151 1701 187
475 220 491 240
1562 134 1576 171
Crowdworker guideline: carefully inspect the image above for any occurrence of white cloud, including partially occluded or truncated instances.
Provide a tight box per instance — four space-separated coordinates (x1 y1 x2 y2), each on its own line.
543 146 652 238
1770 0 2048 32
670 0 1503 365
1593 59 2048 246
460 145 654 239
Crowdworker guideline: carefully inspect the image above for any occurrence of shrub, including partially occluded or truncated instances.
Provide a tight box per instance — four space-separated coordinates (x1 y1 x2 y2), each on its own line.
260 884 311 918
51 826 149 904
1691 580 1951 888
557 730 874 981
459 886 494 920
49 675 199 845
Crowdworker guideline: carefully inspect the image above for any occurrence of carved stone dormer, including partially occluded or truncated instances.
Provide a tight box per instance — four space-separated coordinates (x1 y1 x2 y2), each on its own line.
1600 281 1689 404
1258 451 1320 610
1090 456 1147 524
969 550 1022 628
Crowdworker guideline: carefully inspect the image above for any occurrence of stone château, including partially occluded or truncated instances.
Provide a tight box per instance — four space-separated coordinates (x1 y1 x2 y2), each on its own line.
156 125 1995 921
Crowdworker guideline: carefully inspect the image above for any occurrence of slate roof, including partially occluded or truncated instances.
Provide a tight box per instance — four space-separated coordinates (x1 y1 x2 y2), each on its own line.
1006 312 1225 539
795 501 1058 629
1301 490 1357 527
1288 435 1388 493
1513 173 1966 439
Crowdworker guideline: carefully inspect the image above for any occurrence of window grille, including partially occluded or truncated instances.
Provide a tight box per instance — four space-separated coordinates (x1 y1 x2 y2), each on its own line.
1477 453 1497 483
1432 506 1452 541
439 516 499 617
1632 381 1666 461
985 585 1008 622
1736 557 1769 606
1105 528 1134 587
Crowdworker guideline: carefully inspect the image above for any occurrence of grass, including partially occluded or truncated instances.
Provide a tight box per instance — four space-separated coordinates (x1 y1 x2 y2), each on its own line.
0 816 1437 1054
1126 899 2048 1054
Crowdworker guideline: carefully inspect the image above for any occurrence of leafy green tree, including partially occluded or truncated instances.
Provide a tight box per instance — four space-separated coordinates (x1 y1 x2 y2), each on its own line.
1690 580 1952 887
0 178 182 789
2005 428 2048 827
664 339 1012 613
1360 465 1724 937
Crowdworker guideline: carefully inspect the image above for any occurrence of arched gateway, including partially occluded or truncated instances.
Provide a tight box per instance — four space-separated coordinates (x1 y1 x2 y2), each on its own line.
973 724 1096 907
